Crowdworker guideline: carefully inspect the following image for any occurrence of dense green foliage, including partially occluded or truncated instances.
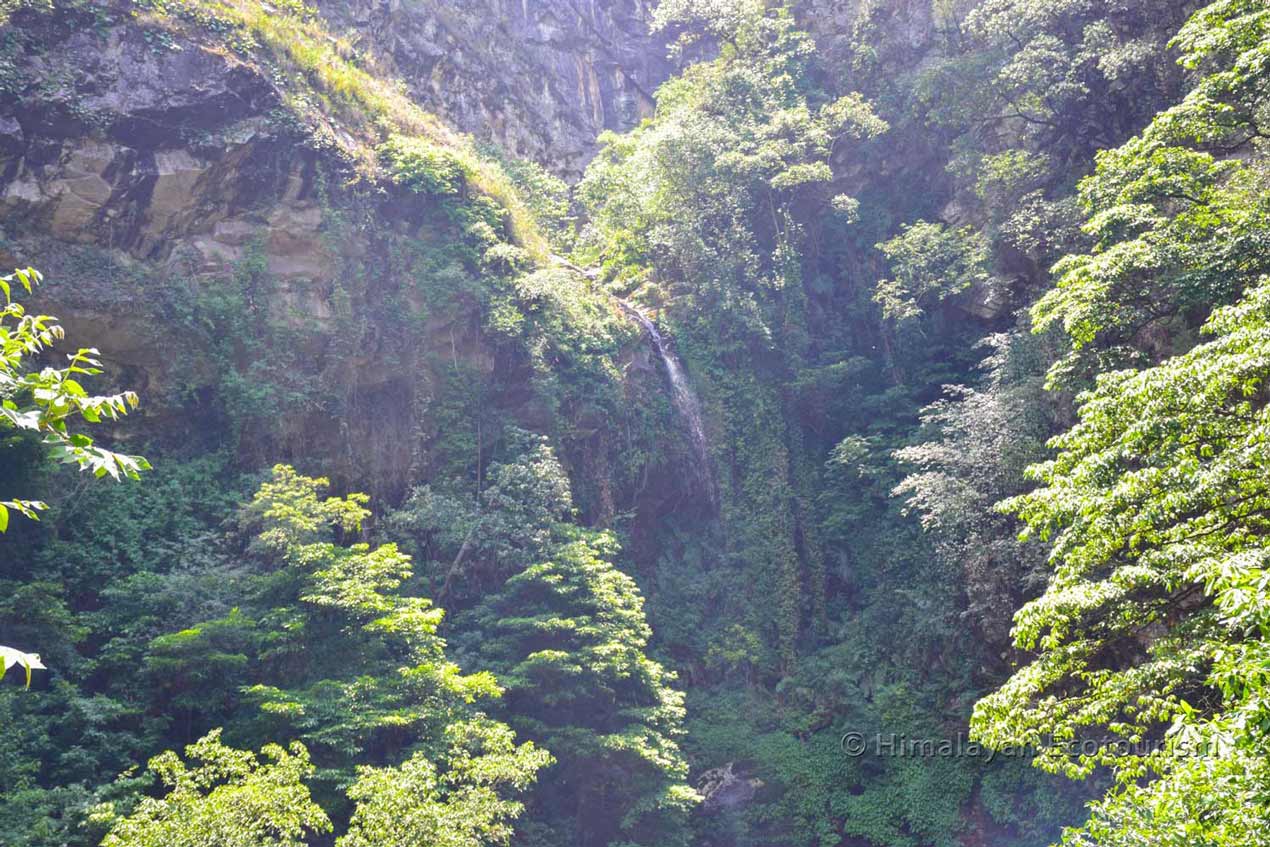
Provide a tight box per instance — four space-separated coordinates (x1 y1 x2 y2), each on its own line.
574 4 1092 846
0 266 150 687
4 0 1270 846
94 731 332 847
966 3 1270 843
389 435 697 847
470 519 696 847
8 464 551 845
0 267 148 526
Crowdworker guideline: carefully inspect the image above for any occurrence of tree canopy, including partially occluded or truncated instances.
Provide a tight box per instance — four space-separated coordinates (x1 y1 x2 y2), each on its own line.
4 1 1270 846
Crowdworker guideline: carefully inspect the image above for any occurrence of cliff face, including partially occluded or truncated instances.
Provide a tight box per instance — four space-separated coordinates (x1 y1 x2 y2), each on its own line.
316 0 674 178
0 0 951 510
0 17 302 371
0 2 657 502
0 29 288 258
0 36 441 494
0 0 680 290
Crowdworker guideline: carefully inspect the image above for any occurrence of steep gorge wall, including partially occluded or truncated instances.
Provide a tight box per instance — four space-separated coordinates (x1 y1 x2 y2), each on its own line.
0 0 948 512
0 2 662 503
314 0 675 178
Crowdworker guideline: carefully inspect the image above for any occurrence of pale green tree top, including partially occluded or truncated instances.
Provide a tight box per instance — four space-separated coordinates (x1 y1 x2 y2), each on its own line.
94 729 332 847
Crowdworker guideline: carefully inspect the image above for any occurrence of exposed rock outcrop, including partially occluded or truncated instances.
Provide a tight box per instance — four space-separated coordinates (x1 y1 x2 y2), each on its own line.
315 0 677 179
0 10 495 496
0 1 675 506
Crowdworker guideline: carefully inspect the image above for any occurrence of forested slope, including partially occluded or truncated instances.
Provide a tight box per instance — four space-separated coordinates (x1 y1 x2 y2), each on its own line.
1 1 1267 847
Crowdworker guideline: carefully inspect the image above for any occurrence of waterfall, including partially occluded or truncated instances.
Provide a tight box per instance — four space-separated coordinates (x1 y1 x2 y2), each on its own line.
620 302 718 509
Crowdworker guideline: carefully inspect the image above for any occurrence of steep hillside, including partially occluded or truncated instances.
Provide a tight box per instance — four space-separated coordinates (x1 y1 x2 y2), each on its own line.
0 4 700 844
0 0 667 500
3 2 1267 847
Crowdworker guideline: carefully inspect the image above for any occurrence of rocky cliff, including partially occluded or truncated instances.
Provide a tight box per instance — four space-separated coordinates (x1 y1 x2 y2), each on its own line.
0 0 665 504
314 0 675 179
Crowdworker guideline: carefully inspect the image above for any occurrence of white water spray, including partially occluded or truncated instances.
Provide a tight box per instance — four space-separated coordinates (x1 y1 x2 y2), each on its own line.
620 302 718 509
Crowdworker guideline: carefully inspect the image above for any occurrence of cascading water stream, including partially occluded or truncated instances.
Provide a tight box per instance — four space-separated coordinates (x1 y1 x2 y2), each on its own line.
619 302 718 510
